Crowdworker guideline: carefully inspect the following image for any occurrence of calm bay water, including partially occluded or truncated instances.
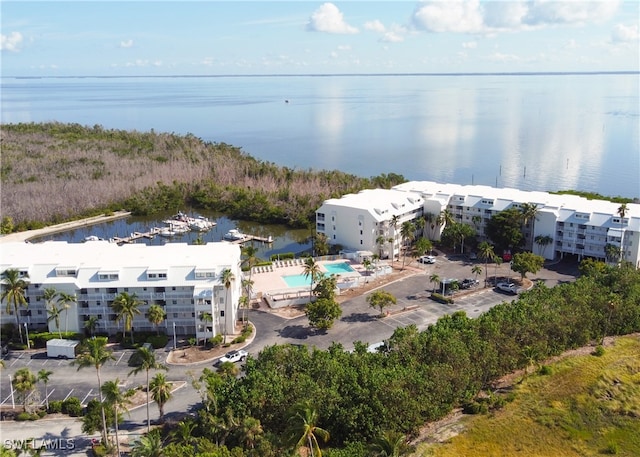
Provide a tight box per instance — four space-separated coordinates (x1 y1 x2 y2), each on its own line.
2 73 639 199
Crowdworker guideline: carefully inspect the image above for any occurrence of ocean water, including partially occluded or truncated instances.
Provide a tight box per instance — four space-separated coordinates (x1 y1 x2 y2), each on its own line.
1 73 638 198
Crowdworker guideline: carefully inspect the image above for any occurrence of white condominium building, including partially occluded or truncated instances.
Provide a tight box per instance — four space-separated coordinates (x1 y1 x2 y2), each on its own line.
316 181 640 268
0 241 242 341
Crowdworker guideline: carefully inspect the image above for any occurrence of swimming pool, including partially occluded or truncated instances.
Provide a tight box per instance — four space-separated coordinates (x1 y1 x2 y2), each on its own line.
282 274 313 288
323 262 356 275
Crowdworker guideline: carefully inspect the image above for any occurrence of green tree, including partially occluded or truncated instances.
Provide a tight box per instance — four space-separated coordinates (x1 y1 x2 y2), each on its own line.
57 292 77 334
147 304 166 336
369 430 413 457
519 202 540 251
131 429 164 457
149 372 173 422
305 298 342 331
389 215 400 264
46 302 64 339
37 369 53 409
534 235 553 258
102 378 134 457
84 315 100 337
510 252 545 280
471 265 482 283
12 368 36 412
43 288 60 336
221 268 235 344
112 292 143 345
237 416 264 450
400 221 415 269
128 347 168 433
216 360 240 378
477 241 496 286
429 274 440 293
285 401 330 457
313 232 330 257
1 215 14 234
363 258 373 279
366 290 397 317
1 268 30 344
302 257 322 301
313 275 338 301
415 237 432 257
74 337 114 445
617 203 628 263
485 208 524 254
376 235 387 258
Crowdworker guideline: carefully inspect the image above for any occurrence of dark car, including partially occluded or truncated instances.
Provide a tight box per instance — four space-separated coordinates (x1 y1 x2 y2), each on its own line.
460 278 479 289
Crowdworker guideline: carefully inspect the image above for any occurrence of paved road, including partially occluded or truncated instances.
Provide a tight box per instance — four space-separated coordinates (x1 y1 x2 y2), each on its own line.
0 254 579 455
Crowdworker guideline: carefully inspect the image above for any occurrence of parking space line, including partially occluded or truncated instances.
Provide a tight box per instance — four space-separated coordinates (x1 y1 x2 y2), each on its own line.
9 353 24 367
42 358 49 365
63 389 74 401
81 389 93 406
1 391 13 406
26 358 34 366
114 352 125 366
40 388 55 406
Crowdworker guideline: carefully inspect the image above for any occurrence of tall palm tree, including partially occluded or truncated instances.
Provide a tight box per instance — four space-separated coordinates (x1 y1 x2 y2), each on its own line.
111 292 143 345
57 292 77 335
534 235 553 258
74 337 114 445
131 429 164 457
241 244 259 283
400 221 416 270
1 268 30 344
102 379 134 457
369 430 413 457
37 369 53 409
414 217 425 239
147 304 166 336
241 277 254 327
617 203 628 263
389 215 400 264
47 302 64 339
149 372 173 423
477 241 496 286
170 418 196 446
220 268 235 344
302 257 322 301
285 401 330 457
519 202 539 251
128 347 167 433
376 235 387 258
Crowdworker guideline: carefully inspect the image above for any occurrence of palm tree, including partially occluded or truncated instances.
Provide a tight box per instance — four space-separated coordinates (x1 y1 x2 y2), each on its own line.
111 292 143 345
369 430 413 457
37 369 53 409
241 277 254 327
534 235 553 258
238 296 249 329
519 202 539 251
102 379 134 457
477 241 496 286
471 265 482 283
220 268 235 344
376 235 386 258
57 292 77 334
389 215 400 264
1 268 30 344
149 372 173 423
617 203 628 263
47 302 64 339
241 244 259 282
147 304 166 336
12 367 36 412
302 257 322 301
414 217 425 239
170 418 196 446
400 221 415 269
237 416 263 450
74 337 114 445
128 347 167 433
85 315 100 337
285 401 330 457
429 274 440 293
362 258 373 280
131 429 164 457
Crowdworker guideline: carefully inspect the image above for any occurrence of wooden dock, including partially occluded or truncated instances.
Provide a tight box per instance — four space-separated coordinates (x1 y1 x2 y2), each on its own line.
229 235 273 245
112 227 163 245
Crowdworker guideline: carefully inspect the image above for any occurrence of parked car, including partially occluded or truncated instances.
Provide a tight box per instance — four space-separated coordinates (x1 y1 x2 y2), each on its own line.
468 252 477 260
418 255 436 264
495 282 518 294
217 349 248 365
460 278 479 289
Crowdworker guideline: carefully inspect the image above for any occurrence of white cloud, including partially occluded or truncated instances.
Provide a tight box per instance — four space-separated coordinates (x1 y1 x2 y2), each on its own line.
119 39 134 48
412 0 484 34
307 3 358 34
462 41 477 49
364 19 386 33
487 52 523 63
337 44 351 51
411 0 622 35
1 31 24 52
611 23 639 43
381 31 404 43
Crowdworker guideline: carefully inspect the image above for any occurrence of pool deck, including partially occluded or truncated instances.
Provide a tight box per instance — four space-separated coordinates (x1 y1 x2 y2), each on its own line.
248 259 368 302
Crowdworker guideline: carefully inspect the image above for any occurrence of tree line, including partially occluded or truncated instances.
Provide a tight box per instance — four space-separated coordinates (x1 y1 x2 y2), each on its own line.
1 122 405 232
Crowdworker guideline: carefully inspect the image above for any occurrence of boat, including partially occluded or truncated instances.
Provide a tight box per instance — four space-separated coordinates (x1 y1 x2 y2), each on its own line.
189 216 216 232
158 228 177 238
223 229 247 241
84 235 102 242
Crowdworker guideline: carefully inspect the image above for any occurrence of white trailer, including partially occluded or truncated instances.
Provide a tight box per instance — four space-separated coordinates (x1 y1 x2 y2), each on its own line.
46 339 80 359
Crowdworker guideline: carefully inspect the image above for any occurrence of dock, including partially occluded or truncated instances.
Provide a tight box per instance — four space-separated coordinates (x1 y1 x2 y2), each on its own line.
228 235 273 245
112 227 163 245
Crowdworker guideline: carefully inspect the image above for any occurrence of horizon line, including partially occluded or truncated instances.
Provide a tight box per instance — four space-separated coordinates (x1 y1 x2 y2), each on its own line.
3 70 639 79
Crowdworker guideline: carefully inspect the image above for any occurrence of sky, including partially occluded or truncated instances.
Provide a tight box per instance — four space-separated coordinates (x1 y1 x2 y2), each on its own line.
1 1 639 76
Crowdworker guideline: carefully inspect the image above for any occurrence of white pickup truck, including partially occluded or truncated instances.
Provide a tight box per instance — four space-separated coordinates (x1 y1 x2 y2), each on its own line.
216 349 248 365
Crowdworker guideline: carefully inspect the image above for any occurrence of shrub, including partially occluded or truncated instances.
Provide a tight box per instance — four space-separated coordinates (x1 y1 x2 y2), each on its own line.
62 397 83 417
15 412 38 421
48 400 63 413
231 335 246 344
37 410 47 418
430 293 454 304
92 444 108 457
538 365 553 375
147 335 168 349
593 345 606 357
209 335 223 347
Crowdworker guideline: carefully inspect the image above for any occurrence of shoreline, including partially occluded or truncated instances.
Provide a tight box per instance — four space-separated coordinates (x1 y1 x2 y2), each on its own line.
0 211 131 244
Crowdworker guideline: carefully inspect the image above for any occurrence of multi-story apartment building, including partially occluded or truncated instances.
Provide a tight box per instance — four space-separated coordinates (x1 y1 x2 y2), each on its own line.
0 241 242 341
316 181 640 268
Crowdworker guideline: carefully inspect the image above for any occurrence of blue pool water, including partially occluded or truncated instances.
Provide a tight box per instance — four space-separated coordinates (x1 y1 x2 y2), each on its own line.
283 274 313 288
324 262 356 275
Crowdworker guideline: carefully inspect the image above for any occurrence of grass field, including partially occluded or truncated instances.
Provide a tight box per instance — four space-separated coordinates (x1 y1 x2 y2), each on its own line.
415 335 640 457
